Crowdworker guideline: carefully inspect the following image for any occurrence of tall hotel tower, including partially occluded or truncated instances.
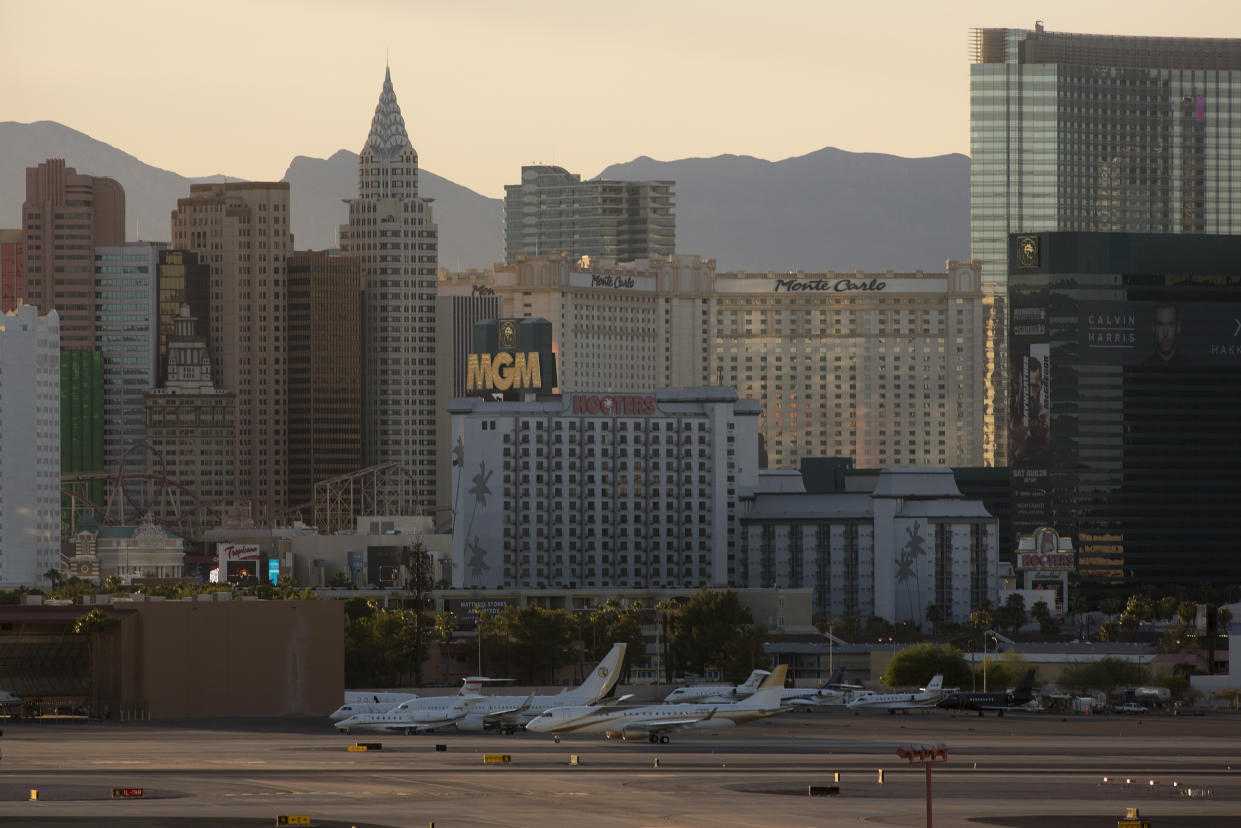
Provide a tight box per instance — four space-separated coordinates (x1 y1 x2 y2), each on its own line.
341 69 439 514
171 182 291 507
970 23 1241 462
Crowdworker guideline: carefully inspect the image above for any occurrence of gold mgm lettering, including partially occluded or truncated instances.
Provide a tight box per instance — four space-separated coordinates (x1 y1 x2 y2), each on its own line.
466 352 543 392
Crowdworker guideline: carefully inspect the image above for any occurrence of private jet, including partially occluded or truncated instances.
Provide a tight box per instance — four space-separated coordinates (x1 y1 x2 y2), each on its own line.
663 668 770 704
526 664 789 744
335 643 626 734
845 675 944 713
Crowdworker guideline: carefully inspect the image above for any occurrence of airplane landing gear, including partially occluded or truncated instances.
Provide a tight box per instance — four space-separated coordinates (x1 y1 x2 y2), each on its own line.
554 735 560 743
649 734 659 744
659 735 670 744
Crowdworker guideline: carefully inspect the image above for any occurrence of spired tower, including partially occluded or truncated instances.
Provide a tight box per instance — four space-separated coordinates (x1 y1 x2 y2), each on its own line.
341 69 439 514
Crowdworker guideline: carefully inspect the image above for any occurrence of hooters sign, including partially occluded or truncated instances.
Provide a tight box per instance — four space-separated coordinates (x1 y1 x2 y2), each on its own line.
572 394 656 416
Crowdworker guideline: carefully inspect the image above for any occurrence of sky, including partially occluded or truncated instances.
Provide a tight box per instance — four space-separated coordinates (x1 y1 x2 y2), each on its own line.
5 0 1241 198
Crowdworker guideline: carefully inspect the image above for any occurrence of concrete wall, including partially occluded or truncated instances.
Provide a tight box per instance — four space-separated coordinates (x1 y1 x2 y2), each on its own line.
122 600 342 718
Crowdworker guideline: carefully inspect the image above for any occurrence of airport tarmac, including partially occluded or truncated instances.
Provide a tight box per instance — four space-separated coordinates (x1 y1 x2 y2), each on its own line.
0 709 1237 827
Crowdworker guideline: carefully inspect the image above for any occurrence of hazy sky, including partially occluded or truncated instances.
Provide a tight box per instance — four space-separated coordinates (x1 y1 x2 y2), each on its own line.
6 0 1240 197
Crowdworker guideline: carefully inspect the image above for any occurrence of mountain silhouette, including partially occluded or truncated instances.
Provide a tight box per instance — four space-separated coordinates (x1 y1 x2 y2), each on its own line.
2 121 966 274
597 148 968 272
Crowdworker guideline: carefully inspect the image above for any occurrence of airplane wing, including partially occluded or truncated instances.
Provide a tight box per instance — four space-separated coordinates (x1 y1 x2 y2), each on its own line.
483 693 535 727
620 708 717 739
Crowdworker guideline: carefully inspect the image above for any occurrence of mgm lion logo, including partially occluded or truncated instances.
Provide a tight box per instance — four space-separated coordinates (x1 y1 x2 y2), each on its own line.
597 666 609 678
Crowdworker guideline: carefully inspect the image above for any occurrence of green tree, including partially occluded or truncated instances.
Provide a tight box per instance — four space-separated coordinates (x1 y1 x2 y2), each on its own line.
1097 620 1120 643
880 643 971 688
723 624 772 682
344 606 417 688
1157 596 1179 621
1218 606 1233 628
403 542 436 686
1177 600 1199 627
670 589 756 679
434 611 458 683
980 652 1034 690
72 608 118 635
655 598 681 683
995 593 1026 636
1100 596 1123 620
1030 600 1059 637
924 603 944 637
1212 687 1240 711
969 602 994 636
495 605 576 684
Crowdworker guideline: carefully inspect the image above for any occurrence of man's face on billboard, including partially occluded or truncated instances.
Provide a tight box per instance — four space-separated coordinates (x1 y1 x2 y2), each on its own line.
1153 305 1180 358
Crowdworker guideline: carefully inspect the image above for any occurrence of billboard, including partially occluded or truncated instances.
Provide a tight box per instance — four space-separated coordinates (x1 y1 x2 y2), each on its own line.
1009 302 1050 533
1079 299 1241 366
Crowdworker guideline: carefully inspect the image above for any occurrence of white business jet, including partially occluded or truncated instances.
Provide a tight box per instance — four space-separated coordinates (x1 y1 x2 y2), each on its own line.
335 643 626 735
526 664 789 744
846 675 944 713
663 668 770 704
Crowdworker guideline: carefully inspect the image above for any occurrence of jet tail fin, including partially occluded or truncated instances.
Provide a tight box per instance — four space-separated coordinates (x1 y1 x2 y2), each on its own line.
741 664 789 710
1016 669 1036 694
821 667 845 689
563 643 627 703
737 668 771 693
925 674 944 692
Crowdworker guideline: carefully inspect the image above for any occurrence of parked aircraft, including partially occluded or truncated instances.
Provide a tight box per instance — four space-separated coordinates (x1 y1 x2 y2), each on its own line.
845 675 944 713
526 664 789 743
663 669 770 704
935 670 1037 716
334 643 626 734
0 690 22 716
778 667 864 708
330 693 420 721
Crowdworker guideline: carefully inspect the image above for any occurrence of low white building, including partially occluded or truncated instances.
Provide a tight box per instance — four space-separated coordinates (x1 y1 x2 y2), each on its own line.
0 304 61 588
738 468 998 624
449 387 761 590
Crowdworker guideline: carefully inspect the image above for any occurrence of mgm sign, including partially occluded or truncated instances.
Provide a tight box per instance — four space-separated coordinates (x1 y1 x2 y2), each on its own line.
466 317 557 399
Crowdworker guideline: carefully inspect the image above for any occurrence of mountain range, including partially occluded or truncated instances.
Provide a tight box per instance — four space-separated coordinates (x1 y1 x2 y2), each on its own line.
1 121 967 273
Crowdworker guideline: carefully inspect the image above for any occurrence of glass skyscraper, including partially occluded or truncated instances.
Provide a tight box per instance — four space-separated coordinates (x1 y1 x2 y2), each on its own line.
970 23 1241 463
1008 231 1241 598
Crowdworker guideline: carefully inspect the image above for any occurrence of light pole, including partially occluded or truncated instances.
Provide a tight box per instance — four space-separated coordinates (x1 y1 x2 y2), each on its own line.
982 632 998 693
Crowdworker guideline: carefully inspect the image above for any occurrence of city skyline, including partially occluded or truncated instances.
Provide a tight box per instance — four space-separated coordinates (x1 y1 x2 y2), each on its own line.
6 1 1240 199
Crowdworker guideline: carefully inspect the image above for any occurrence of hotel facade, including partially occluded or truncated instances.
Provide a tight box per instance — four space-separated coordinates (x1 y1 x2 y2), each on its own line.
440 256 986 472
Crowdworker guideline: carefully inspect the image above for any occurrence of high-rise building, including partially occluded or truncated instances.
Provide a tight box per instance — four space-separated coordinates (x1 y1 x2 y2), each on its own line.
0 229 22 313
0 305 61 587
61 348 104 512
439 254 715 393
1007 231 1241 596
286 250 363 509
449 388 759 590
155 249 211 386
969 24 1241 463
433 290 502 517
22 159 124 347
340 69 438 514
714 262 986 471
504 166 675 265
171 182 291 507
95 242 162 475
145 304 236 515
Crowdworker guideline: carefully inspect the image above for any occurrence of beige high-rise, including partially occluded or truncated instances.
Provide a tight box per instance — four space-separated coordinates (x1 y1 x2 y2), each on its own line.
22 159 124 347
171 182 290 507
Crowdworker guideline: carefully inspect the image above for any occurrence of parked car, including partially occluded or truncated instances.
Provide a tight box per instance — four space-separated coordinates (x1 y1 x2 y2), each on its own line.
1112 702 1148 714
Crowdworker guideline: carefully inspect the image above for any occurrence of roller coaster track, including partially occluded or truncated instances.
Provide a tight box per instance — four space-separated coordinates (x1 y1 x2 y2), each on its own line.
60 444 424 541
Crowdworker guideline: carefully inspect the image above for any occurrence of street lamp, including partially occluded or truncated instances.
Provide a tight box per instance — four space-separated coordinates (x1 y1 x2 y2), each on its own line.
982 632 999 693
